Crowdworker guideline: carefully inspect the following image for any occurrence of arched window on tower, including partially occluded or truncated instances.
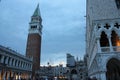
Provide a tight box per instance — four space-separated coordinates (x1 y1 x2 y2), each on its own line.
115 0 120 9
100 31 109 47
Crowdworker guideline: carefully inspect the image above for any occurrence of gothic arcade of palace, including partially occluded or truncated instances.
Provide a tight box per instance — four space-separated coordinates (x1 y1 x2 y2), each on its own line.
86 0 120 80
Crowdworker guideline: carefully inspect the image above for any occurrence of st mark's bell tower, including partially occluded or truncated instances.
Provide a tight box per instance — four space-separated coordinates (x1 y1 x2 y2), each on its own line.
26 4 42 76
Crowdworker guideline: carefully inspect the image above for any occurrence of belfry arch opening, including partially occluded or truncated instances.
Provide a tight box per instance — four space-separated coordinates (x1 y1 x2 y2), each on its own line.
106 58 120 80
100 31 109 47
111 30 120 46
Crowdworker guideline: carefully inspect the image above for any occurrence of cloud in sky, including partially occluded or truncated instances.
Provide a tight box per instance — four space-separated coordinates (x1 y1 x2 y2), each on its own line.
0 0 86 66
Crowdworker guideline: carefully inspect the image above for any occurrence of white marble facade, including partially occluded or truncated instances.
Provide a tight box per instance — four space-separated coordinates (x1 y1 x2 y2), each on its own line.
86 0 120 80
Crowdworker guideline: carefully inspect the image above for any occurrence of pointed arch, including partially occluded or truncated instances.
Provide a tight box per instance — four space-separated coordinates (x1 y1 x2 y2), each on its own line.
115 0 120 9
110 27 118 34
106 58 120 80
98 28 107 37
111 30 120 46
100 31 109 47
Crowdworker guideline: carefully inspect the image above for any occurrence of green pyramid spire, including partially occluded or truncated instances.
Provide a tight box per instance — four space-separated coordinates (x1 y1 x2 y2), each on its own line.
32 4 40 17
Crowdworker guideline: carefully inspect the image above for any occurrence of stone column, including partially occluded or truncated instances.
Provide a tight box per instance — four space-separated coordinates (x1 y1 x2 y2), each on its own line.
7 72 10 80
0 70 2 80
11 72 14 80
14 73 17 80
29 74 32 80
19 61 21 67
1 55 5 63
9 58 12 66
108 35 113 52
18 72 21 80
97 37 101 53
16 60 19 67
99 72 106 80
5 57 9 65
3 71 6 80
13 59 15 66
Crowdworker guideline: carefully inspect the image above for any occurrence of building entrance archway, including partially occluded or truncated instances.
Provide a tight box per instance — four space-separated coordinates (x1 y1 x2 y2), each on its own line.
106 58 120 80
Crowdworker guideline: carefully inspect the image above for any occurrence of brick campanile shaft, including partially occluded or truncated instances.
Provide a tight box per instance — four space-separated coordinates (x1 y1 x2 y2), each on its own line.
26 4 42 76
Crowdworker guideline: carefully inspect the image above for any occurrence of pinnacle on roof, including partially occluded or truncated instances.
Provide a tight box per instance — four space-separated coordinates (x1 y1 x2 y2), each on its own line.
32 4 41 17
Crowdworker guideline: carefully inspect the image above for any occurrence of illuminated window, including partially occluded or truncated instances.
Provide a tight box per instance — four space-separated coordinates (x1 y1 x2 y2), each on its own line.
111 30 120 46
